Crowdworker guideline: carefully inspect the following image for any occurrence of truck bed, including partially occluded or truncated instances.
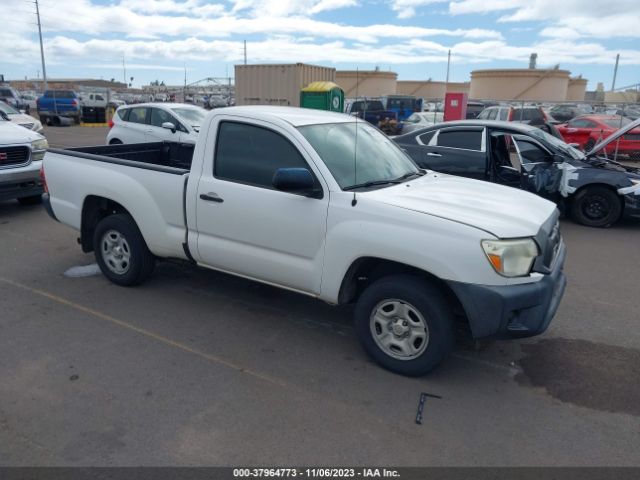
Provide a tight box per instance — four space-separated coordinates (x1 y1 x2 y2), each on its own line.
50 141 195 172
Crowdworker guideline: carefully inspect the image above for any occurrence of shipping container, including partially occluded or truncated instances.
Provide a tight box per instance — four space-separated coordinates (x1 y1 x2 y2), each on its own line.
235 63 336 107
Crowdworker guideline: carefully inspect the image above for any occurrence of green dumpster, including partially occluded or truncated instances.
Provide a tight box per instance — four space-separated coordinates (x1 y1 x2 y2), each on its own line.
300 81 344 112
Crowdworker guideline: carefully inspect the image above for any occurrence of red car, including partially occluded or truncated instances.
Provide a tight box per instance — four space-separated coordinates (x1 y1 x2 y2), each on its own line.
557 115 640 155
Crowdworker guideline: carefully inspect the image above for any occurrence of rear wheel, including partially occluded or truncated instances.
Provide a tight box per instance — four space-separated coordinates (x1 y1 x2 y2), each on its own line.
571 186 621 228
109 138 123 145
354 275 454 376
93 214 155 286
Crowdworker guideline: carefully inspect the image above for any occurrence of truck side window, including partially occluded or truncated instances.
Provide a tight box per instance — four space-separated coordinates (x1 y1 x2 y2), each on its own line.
215 122 311 190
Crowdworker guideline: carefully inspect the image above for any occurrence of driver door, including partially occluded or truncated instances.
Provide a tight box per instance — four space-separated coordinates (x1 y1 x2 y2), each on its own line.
511 135 562 201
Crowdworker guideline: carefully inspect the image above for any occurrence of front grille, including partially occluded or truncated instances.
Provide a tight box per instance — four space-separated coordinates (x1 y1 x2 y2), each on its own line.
0 146 30 167
544 220 562 269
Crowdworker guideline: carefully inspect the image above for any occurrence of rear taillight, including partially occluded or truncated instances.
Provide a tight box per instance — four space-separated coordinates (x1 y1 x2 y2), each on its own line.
71 99 78 106
40 166 48 194
108 119 114 128
508 109 514 121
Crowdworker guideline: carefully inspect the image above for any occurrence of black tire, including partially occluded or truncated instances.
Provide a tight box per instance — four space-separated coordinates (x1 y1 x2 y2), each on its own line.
584 137 596 152
354 275 454 376
93 214 155 286
39 115 48 125
571 186 621 228
74 115 81 125
109 138 123 145
17 194 42 205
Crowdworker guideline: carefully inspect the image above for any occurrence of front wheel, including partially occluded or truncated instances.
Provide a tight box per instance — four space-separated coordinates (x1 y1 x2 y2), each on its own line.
109 138 123 145
571 186 621 228
93 214 155 286
354 275 454 376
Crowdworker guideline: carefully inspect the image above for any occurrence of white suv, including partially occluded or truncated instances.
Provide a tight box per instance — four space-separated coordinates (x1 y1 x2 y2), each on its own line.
106 103 208 145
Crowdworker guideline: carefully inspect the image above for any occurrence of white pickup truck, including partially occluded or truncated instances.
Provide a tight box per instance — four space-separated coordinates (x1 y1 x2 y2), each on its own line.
42 106 566 376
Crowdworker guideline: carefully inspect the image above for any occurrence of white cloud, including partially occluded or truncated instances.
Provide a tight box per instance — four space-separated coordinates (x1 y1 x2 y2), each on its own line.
390 0 448 19
448 0 640 39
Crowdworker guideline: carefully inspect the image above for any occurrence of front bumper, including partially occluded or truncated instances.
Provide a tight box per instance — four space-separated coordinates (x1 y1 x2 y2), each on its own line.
447 242 567 339
0 160 43 202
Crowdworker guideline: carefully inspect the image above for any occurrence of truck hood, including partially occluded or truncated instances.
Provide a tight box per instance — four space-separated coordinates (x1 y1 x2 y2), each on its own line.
366 172 557 238
0 120 44 144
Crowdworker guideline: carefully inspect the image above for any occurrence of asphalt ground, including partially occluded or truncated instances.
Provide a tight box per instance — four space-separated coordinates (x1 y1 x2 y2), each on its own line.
0 125 639 466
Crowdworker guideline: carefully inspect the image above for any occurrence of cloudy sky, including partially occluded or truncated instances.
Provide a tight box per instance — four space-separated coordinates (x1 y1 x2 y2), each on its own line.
2 0 639 89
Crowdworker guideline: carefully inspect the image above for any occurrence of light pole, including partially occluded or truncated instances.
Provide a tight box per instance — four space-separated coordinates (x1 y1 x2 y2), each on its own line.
35 0 47 91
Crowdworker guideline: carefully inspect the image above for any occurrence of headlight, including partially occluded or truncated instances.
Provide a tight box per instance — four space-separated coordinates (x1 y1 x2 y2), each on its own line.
31 138 49 161
481 238 539 277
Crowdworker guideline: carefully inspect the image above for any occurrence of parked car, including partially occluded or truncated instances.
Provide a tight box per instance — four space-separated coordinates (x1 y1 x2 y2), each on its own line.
80 92 108 108
36 90 82 124
614 107 640 121
43 106 566 376
477 105 548 125
0 85 30 113
399 111 444 134
0 111 48 204
556 115 640 154
19 92 39 112
107 103 207 145
380 95 423 121
466 101 494 119
0 102 43 133
344 99 397 126
394 119 640 228
548 104 582 122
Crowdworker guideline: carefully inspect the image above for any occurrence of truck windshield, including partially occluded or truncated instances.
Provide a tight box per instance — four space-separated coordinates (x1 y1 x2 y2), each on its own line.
299 122 419 190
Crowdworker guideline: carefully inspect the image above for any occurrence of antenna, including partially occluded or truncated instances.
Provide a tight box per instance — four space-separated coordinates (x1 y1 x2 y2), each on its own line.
352 68 359 207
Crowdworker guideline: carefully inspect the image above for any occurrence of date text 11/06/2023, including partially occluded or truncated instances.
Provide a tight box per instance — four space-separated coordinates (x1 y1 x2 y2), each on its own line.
233 468 400 478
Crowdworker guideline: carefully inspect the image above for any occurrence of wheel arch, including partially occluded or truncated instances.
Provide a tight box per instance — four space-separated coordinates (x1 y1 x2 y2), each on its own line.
337 257 469 333
80 195 133 252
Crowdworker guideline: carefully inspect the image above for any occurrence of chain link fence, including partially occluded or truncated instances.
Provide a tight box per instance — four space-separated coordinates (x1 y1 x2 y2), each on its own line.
417 99 640 164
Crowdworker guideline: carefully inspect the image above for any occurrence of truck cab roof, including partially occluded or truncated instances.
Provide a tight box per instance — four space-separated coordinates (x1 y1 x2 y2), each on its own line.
219 105 353 127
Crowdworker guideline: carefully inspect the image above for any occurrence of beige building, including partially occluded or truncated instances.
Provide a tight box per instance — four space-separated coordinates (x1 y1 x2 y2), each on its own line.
469 68 573 102
235 63 335 107
335 70 397 98
10 78 127 92
396 80 470 99
566 77 588 102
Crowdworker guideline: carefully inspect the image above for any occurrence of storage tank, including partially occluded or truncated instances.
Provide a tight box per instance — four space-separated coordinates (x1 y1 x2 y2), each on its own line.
235 63 336 107
470 68 571 101
396 80 470 99
336 70 397 98
567 77 588 102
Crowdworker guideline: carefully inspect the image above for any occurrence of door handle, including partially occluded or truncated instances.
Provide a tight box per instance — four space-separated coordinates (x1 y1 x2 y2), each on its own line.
200 192 224 203
426 152 442 157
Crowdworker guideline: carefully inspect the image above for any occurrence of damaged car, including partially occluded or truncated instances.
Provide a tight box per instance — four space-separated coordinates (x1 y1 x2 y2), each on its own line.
394 118 640 228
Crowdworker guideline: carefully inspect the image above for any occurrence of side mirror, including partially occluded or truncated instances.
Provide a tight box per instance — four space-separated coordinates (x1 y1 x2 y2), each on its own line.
162 122 176 133
272 168 321 198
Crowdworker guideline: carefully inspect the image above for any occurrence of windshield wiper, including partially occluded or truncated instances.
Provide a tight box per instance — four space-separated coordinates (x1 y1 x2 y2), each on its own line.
393 171 425 181
343 179 403 191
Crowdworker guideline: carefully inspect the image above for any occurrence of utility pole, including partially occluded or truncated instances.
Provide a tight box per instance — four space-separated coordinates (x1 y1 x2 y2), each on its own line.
123 55 127 88
244 40 247 65
611 53 620 91
445 49 451 87
35 0 47 91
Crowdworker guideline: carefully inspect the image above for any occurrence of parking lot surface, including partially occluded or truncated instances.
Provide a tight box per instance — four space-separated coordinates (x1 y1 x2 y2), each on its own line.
1 126 639 466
